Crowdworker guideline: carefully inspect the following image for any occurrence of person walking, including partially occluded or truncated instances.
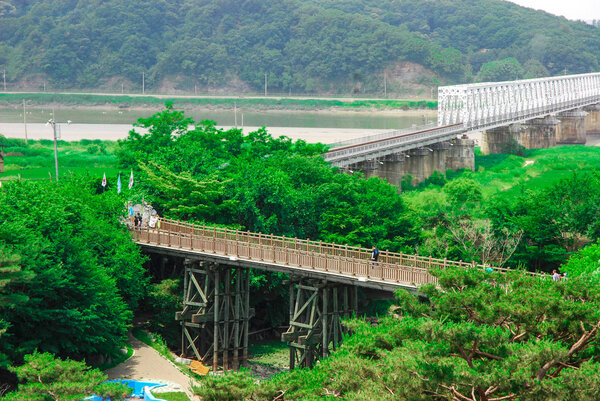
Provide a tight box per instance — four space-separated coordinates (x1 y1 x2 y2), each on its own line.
371 245 379 264
128 202 134 228
552 270 560 282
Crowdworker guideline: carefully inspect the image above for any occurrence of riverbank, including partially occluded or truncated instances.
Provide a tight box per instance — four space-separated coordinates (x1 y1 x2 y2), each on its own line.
0 122 391 144
0 92 438 112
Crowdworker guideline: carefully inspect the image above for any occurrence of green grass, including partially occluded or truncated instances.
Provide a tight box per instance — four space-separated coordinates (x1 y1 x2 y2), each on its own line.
0 93 437 111
404 145 600 209
0 137 119 181
150 391 191 401
248 340 290 370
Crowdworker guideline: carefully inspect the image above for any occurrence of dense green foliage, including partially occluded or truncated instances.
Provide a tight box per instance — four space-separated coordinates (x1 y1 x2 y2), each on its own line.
0 178 147 362
195 268 600 400
3 351 130 401
1 0 598 93
0 255 32 369
118 104 418 251
405 147 600 270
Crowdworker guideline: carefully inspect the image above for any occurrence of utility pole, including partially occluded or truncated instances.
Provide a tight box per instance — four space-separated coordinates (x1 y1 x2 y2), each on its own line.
121 83 124 94
234 102 237 127
23 99 28 145
383 73 387 98
48 118 59 181
142 71 145 94
3 68 5 91
264 72 268 96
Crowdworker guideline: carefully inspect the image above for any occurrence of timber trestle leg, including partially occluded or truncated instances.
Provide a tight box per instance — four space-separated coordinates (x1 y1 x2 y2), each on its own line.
282 278 357 369
176 261 252 371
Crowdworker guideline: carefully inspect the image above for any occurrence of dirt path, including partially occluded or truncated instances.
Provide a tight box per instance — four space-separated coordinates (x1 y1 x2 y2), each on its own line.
105 333 200 401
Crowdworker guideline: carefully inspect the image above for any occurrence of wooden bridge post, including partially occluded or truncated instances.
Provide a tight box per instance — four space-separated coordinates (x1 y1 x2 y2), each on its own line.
177 262 251 372
242 267 250 366
283 280 356 369
212 267 220 371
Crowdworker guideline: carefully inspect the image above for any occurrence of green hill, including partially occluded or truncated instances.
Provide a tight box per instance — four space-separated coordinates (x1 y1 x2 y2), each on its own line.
0 0 599 94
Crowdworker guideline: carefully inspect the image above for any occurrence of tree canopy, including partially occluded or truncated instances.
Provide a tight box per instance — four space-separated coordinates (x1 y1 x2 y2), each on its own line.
0 178 147 362
117 104 418 251
0 0 598 92
195 267 600 400
4 351 130 401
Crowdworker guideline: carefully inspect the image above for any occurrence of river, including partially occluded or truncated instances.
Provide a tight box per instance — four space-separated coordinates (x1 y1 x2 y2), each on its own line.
0 106 437 144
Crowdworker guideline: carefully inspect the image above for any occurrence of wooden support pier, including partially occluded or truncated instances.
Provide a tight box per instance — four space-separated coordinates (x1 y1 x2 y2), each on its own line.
282 278 356 369
176 261 252 370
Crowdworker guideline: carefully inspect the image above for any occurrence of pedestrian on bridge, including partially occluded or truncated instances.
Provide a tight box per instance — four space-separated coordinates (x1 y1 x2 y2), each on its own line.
552 270 561 282
128 201 134 227
371 246 379 263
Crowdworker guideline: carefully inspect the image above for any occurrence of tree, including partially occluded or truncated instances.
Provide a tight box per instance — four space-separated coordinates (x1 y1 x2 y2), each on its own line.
443 177 482 207
4 351 129 401
447 218 523 266
0 254 33 368
0 179 146 361
561 240 600 278
477 57 525 82
238 268 600 401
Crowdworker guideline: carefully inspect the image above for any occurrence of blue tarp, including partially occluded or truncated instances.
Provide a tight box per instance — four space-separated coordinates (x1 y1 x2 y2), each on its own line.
87 379 166 401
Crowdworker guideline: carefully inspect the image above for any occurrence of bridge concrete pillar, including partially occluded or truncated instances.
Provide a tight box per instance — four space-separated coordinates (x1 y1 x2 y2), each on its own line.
349 139 473 190
584 104 600 134
445 136 475 171
520 116 559 149
362 153 406 189
283 278 356 369
481 124 522 154
556 109 587 144
403 147 433 185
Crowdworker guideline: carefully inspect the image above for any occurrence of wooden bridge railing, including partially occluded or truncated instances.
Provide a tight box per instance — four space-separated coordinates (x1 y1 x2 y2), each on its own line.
131 217 511 288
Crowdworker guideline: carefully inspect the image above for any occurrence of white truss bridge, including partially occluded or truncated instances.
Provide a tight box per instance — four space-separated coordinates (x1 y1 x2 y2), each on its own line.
325 72 600 167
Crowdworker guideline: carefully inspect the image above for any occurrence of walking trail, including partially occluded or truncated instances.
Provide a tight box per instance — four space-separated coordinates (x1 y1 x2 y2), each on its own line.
105 332 200 401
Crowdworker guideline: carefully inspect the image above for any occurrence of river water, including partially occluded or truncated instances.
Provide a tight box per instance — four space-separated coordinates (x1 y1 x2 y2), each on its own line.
0 106 437 144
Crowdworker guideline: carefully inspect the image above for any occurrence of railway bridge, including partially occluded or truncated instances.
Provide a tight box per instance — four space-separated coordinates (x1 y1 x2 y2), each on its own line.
325 72 600 188
131 218 503 371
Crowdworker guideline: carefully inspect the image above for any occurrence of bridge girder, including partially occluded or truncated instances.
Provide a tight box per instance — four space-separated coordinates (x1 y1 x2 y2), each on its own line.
439 72 600 132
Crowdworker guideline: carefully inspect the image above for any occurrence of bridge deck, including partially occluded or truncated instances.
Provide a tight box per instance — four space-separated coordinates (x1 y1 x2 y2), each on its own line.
131 218 503 292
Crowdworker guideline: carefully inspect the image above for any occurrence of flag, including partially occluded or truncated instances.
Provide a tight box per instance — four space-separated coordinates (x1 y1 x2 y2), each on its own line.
102 173 107 188
117 173 122 194
128 169 134 190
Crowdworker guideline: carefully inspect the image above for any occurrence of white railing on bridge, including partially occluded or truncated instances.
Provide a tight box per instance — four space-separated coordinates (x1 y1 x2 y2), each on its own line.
438 72 600 132
328 122 437 148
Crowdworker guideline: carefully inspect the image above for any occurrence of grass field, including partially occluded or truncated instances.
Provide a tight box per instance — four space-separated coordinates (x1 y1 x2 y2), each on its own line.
150 392 191 401
404 145 600 209
0 137 120 182
247 340 290 370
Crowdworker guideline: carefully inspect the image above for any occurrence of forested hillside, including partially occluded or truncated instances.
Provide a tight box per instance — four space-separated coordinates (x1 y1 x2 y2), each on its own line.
0 0 599 94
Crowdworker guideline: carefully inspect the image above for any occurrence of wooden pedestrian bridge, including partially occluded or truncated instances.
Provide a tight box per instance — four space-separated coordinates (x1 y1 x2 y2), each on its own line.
131 217 501 292
129 217 505 370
